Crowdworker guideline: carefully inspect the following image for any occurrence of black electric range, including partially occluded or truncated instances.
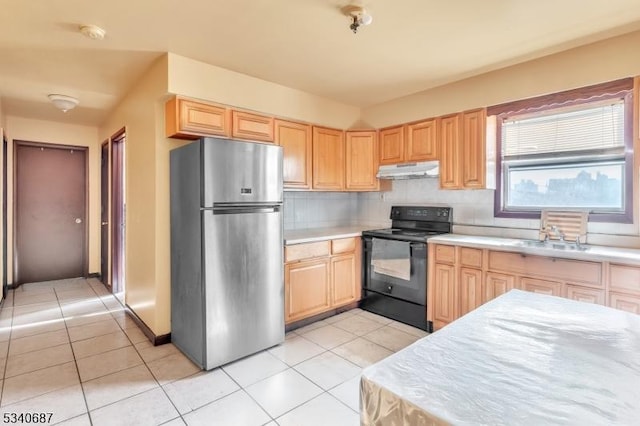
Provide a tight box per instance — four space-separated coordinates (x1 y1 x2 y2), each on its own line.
360 206 453 332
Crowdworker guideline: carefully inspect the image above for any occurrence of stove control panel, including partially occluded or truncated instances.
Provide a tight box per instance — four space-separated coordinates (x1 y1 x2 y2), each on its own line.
390 206 453 222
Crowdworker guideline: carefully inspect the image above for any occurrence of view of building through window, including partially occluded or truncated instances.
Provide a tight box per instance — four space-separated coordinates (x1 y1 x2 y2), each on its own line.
507 162 624 210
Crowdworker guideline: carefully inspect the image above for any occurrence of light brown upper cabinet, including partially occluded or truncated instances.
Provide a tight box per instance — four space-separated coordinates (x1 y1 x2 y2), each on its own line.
406 119 438 162
166 97 231 139
439 113 461 189
461 109 486 188
232 110 274 143
345 131 378 191
379 126 405 165
275 119 312 189
312 126 345 190
379 120 438 166
439 108 487 189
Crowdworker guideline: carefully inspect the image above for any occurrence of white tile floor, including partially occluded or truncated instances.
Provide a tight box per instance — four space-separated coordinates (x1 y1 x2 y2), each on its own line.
0 278 428 425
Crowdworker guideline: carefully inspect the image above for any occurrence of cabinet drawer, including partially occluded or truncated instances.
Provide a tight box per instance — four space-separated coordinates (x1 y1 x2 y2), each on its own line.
331 237 356 255
232 110 274 142
434 245 455 264
609 264 640 295
285 241 330 262
460 247 482 268
488 251 601 287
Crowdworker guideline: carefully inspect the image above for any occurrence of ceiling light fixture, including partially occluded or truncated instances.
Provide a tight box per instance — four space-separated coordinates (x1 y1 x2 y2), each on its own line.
48 94 79 113
343 5 373 34
79 24 106 40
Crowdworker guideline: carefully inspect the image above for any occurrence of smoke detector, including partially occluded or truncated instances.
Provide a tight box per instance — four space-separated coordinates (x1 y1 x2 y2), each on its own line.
79 24 106 40
343 5 373 34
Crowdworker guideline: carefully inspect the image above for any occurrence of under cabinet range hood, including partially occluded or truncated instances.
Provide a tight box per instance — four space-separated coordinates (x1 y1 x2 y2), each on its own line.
376 161 439 180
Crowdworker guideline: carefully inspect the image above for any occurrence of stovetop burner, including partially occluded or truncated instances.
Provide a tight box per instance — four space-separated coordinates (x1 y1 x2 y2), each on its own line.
362 206 453 242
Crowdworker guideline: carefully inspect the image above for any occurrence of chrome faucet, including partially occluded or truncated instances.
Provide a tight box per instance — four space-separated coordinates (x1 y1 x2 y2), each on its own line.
550 225 565 242
575 233 588 249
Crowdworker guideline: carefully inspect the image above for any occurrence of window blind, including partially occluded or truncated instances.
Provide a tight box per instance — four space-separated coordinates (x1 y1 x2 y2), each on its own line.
502 101 625 158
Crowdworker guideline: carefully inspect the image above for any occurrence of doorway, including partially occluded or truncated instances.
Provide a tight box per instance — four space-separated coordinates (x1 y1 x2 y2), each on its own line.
111 130 125 297
100 141 109 287
14 141 88 284
3 136 7 298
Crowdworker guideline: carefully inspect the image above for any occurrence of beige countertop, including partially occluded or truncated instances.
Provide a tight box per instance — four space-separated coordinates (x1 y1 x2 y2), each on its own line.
284 225 376 245
429 234 640 265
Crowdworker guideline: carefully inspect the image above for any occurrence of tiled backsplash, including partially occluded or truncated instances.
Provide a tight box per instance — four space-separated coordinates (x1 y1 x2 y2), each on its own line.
283 191 359 230
285 179 640 248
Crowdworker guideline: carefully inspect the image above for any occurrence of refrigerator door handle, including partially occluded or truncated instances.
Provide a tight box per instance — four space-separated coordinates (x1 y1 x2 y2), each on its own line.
211 205 281 215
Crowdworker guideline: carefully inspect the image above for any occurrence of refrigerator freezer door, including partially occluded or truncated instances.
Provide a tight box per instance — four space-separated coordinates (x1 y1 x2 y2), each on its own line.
202 206 284 369
202 138 282 206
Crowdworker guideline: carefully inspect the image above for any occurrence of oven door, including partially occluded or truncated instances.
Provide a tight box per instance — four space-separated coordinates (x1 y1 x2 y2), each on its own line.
363 236 427 305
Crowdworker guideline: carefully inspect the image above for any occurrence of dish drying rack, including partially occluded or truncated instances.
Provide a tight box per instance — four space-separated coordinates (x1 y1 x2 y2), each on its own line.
539 210 588 243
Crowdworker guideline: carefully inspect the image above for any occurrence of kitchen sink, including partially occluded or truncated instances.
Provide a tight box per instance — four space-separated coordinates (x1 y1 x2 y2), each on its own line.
515 240 589 252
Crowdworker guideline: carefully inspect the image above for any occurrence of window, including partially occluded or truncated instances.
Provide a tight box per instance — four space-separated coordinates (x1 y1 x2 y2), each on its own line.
489 78 634 223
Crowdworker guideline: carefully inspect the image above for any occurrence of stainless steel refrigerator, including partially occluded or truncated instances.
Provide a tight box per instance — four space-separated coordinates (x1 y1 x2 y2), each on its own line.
170 137 284 370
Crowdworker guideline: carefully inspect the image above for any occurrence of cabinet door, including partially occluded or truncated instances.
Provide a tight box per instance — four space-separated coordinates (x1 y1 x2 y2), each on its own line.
166 97 231 139
439 114 461 189
484 272 516 303
459 268 483 317
379 126 405 165
609 292 640 314
331 253 358 307
232 110 274 142
275 120 312 189
461 109 486 188
406 119 438 162
285 259 331 323
565 284 605 305
520 277 563 297
433 263 456 329
312 126 345 190
345 131 378 190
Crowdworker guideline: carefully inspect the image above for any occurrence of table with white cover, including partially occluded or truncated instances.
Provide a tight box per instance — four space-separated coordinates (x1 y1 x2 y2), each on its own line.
360 290 640 425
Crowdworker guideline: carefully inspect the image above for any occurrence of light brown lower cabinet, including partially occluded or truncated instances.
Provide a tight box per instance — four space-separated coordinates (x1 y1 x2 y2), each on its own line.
433 263 456 330
520 277 563 297
285 259 331 323
285 237 361 324
429 243 640 331
609 292 640 314
458 268 483 317
484 272 517 303
566 284 605 305
331 254 358 306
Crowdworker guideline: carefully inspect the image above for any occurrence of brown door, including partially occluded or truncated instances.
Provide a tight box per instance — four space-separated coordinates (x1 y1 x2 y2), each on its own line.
111 131 125 294
100 141 109 286
15 142 87 284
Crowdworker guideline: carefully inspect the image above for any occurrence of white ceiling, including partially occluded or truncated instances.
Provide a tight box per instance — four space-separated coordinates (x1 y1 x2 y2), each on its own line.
2 0 640 126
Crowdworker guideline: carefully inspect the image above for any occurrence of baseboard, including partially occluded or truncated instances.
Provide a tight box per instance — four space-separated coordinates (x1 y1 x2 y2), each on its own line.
124 304 171 346
87 272 101 279
285 301 359 333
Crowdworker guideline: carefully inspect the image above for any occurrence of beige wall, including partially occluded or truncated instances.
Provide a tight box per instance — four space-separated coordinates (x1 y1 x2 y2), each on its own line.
167 53 361 129
4 116 100 282
99 55 172 335
362 30 640 127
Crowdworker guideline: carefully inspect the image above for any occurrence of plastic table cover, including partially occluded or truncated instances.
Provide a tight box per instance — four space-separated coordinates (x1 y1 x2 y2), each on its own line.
360 290 640 425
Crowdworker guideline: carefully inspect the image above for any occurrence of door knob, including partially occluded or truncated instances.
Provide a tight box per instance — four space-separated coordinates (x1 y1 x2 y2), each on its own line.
75 218 82 224
101 222 108 226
